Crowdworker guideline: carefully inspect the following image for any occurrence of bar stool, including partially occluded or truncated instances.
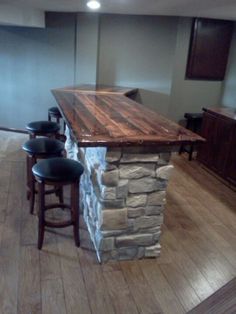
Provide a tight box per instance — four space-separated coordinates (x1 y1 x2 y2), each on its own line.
26 121 60 139
32 157 84 249
179 112 203 161
48 106 66 134
22 138 65 214
48 106 62 123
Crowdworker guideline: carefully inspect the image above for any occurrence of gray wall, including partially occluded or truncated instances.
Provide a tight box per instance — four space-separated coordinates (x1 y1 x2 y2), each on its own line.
97 14 178 116
0 13 76 129
0 12 227 130
76 13 100 84
169 18 223 121
221 23 236 109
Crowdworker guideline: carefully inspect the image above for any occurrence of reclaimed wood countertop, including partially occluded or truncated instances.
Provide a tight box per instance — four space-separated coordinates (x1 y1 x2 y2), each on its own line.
52 85 204 147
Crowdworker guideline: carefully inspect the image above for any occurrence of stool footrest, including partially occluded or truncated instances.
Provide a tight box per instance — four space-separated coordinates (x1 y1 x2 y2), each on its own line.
45 219 73 228
44 203 71 210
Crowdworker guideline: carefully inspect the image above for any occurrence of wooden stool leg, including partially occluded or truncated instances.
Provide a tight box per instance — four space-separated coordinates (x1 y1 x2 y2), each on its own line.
29 156 36 214
189 144 194 161
58 187 64 204
26 155 30 200
71 182 80 247
38 181 45 250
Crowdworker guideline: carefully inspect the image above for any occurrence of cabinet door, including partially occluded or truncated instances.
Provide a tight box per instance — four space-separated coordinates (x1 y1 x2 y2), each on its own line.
198 112 233 176
225 126 236 185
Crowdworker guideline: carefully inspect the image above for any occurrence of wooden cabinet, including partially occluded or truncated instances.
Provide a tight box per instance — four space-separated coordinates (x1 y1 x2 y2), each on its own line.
198 107 236 186
186 18 233 80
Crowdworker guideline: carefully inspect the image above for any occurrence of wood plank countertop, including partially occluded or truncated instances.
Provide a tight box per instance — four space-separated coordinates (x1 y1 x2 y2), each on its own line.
52 85 204 147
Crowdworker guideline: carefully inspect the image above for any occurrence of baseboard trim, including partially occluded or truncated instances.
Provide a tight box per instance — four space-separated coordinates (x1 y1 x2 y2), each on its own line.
0 126 27 134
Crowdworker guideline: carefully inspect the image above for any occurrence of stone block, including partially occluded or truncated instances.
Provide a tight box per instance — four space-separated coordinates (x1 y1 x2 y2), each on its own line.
129 178 159 193
102 169 119 186
105 164 118 171
145 243 161 257
158 153 171 165
101 187 116 200
134 215 164 230
127 207 144 218
106 149 122 163
121 154 159 163
147 191 166 206
141 226 161 234
112 247 139 260
145 205 164 216
119 163 155 179
101 229 125 237
101 209 128 230
80 229 95 251
116 234 153 247
126 194 147 207
101 198 125 209
156 165 174 180
116 180 129 199
99 237 115 252
153 231 161 242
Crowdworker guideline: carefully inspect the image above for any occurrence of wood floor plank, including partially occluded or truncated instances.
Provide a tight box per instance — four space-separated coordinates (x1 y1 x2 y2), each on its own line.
159 261 201 312
78 249 116 314
168 185 236 276
0 132 236 314
17 246 41 314
120 260 163 314
103 269 139 314
140 259 185 314
161 226 214 301
56 229 92 314
0 162 24 314
41 278 67 314
0 160 11 223
188 277 236 314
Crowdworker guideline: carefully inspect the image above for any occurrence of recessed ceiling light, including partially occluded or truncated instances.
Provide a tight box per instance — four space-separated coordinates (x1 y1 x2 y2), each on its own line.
87 0 101 10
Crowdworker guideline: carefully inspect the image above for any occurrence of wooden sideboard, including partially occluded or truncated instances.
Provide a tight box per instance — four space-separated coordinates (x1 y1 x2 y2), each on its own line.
198 107 236 186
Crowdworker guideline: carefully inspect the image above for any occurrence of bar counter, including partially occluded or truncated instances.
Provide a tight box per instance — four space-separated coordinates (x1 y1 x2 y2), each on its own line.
52 85 204 262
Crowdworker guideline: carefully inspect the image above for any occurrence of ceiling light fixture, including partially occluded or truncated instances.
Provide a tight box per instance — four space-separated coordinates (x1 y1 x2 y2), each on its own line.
87 0 101 10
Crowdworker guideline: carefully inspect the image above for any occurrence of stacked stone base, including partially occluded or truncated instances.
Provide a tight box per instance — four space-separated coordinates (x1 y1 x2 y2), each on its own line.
65 127 173 262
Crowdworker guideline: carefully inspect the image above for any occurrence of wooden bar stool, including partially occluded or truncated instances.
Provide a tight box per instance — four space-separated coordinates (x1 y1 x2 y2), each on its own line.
179 113 203 161
48 106 66 134
22 138 65 214
26 121 60 139
32 157 84 249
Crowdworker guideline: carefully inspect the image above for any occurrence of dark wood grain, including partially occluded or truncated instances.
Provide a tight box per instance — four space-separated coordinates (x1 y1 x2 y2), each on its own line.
198 107 236 187
186 18 233 81
52 85 204 148
188 277 236 314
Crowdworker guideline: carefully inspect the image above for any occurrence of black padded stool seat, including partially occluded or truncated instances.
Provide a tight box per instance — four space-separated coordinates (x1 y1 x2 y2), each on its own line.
22 138 64 157
26 121 60 139
184 113 203 120
32 158 84 250
33 158 84 183
48 106 62 116
22 138 64 214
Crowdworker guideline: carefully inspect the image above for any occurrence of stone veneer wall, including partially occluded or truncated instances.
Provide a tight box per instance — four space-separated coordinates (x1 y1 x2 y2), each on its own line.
65 127 173 262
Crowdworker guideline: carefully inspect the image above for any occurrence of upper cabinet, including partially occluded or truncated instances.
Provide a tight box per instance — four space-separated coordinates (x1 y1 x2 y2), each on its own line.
186 18 234 81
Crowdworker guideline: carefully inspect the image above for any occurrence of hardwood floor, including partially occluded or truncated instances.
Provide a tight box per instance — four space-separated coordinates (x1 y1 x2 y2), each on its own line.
0 131 235 314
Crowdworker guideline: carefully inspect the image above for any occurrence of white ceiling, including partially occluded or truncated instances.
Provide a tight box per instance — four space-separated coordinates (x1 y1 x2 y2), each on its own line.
1 0 236 21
